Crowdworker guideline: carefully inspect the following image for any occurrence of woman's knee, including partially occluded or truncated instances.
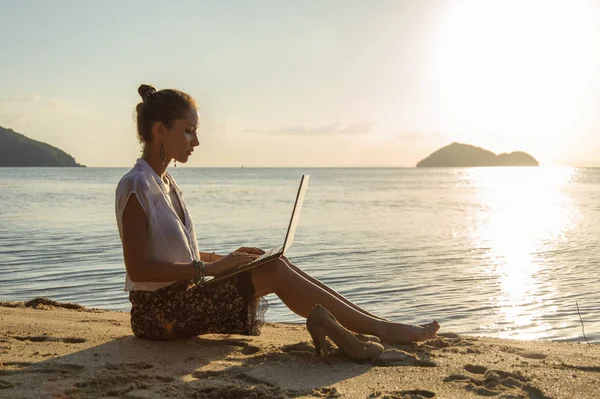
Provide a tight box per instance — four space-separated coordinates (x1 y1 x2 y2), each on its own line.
251 258 290 296
264 258 291 281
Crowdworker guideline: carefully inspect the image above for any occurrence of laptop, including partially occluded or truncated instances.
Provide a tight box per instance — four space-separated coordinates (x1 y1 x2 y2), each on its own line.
204 174 310 284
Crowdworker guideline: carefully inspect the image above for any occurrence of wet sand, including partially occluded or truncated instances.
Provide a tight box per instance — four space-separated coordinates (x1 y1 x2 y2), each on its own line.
1 298 598 398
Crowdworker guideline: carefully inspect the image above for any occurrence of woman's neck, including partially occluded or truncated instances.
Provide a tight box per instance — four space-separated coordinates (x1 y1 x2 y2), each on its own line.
141 147 170 180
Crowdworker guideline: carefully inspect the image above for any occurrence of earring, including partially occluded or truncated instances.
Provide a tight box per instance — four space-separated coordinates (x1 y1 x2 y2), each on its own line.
174 160 177 167
160 141 166 166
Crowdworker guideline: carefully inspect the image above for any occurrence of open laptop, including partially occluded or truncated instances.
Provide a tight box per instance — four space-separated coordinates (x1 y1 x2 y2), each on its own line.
205 174 310 284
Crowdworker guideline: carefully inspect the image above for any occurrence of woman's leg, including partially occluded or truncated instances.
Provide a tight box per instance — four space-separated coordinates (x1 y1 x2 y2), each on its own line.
280 256 388 321
251 258 439 344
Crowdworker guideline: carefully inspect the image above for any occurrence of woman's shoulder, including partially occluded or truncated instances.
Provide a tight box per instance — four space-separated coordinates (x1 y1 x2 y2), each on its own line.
116 167 155 196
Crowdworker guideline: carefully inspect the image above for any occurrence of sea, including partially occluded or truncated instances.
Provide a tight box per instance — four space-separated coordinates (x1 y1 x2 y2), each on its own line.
1 166 598 343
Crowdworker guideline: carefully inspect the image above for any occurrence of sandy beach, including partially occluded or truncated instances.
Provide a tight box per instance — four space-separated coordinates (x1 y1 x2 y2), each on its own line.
1 298 598 399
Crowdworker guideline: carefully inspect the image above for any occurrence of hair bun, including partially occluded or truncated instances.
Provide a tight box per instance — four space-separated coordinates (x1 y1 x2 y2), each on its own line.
138 84 156 101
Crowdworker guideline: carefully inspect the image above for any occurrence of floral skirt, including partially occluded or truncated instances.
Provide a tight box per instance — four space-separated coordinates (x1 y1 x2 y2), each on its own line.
129 272 266 340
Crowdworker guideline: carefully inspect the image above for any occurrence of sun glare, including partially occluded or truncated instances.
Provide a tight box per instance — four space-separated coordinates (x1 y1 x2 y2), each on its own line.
429 1 600 156
467 167 580 339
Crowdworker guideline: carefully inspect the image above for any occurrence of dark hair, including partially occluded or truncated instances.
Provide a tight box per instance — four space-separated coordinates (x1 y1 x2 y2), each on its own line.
135 84 198 143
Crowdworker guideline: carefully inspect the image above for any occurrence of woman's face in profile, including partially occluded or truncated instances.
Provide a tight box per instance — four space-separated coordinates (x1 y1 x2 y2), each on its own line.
164 108 200 163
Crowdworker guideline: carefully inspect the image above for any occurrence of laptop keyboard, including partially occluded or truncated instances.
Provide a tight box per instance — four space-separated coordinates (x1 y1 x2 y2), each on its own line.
251 246 281 263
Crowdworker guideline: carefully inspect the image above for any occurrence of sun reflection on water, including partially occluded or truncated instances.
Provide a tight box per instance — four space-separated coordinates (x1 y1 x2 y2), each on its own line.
466 167 579 340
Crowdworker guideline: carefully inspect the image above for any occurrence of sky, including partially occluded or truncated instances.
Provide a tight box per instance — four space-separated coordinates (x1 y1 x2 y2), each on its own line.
1 0 599 167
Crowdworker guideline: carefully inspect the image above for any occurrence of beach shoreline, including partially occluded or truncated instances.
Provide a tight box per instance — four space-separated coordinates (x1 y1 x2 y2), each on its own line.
1 298 598 398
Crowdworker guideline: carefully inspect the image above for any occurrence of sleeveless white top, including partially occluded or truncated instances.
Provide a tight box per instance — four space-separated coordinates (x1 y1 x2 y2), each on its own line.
115 159 200 291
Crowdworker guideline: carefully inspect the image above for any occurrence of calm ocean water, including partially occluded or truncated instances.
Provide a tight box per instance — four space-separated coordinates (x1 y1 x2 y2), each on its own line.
1 166 598 343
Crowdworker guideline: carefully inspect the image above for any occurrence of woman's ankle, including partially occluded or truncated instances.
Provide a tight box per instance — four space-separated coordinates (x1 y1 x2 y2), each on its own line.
372 321 390 341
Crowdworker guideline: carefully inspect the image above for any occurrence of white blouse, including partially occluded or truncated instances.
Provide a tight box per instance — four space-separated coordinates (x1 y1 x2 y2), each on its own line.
115 159 200 291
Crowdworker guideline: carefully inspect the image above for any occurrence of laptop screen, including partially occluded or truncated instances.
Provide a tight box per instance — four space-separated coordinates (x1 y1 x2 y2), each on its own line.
282 175 310 253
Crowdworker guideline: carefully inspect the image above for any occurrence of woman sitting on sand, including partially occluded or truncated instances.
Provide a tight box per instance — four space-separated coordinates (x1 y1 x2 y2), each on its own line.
115 84 439 360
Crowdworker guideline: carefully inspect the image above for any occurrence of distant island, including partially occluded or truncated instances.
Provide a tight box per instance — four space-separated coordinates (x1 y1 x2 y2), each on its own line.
416 142 538 167
0 126 84 167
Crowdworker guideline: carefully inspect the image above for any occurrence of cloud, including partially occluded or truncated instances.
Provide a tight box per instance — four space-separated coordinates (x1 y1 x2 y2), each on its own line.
245 120 378 136
0 93 41 104
20 93 42 103
394 129 445 141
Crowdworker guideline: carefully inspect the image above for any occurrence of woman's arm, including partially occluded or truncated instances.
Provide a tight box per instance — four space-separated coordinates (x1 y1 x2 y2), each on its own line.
122 194 196 282
122 195 257 282
200 251 223 262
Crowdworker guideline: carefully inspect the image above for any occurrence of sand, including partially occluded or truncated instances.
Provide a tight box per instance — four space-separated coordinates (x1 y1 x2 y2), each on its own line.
1 298 599 399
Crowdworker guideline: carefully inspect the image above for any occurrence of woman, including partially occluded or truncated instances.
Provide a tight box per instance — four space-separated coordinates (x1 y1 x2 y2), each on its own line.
115 84 439 358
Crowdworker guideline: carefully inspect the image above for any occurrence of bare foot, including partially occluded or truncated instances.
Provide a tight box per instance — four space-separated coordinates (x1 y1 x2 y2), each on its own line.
420 320 440 334
422 320 440 337
377 320 440 344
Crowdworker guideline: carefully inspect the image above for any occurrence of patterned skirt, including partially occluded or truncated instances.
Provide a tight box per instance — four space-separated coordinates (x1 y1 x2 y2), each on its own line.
129 272 266 340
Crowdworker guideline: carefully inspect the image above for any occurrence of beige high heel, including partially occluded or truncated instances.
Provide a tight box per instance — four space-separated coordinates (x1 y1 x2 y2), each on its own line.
356 333 381 344
306 305 384 361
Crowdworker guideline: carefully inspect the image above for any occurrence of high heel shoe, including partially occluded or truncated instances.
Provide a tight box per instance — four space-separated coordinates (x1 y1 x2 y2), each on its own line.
356 333 381 344
306 305 384 361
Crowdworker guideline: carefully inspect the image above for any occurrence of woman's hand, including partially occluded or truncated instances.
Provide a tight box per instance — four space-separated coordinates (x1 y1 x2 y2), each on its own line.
207 251 260 276
235 246 265 255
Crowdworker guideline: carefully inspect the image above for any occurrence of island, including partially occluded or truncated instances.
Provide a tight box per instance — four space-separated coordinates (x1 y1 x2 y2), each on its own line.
0 126 84 167
416 142 538 167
